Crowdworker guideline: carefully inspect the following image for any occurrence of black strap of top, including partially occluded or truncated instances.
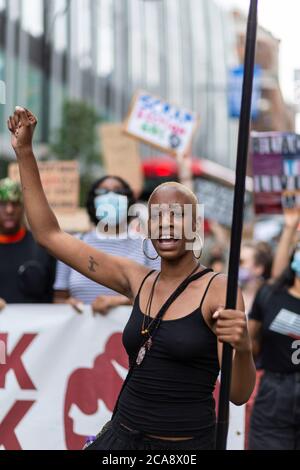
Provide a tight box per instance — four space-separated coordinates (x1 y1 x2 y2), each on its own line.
199 272 222 311
137 270 156 297
111 266 213 420
111 269 155 419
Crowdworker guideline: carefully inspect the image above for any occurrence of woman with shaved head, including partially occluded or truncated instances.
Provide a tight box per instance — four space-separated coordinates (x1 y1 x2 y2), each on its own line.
8 107 255 450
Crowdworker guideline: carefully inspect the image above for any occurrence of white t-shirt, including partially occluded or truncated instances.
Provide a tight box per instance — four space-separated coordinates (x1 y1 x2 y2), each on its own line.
54 230 160 304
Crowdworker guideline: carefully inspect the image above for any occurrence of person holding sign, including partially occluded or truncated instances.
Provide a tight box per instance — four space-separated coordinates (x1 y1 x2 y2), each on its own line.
7 107 255 450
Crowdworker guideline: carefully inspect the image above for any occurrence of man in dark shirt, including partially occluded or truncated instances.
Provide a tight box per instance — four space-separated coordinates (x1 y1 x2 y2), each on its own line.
0 178 56 305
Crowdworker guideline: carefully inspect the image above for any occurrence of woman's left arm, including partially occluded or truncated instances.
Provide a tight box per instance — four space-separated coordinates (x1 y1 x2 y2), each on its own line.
210 276 256 406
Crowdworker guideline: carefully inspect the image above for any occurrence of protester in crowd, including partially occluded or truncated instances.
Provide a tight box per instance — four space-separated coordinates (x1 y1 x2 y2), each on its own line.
239 241 273 314
8 107 255 451
54 176 160 314
0 177 56 304
271 208 300 279
239 240 273 448
248 244 300 450
203 220 230 268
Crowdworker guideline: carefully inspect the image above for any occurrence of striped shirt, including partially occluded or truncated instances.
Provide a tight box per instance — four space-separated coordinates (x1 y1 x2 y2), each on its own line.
54 230 160 304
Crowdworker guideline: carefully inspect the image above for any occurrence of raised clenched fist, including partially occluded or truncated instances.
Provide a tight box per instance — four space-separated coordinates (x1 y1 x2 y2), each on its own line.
7 107 37 152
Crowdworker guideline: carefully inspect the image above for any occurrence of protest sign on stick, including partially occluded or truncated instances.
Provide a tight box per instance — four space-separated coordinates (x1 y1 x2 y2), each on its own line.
124 91 199 188
100 123 144 196
124 90 199 156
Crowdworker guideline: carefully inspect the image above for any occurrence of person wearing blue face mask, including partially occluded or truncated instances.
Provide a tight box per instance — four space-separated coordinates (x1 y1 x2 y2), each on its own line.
291 250 300 278
94 189 129 229
248 246 300 450
54 176 160 314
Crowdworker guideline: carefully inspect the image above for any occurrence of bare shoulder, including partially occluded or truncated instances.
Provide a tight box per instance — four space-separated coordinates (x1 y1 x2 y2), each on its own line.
205 272 228 293
204 272 245 312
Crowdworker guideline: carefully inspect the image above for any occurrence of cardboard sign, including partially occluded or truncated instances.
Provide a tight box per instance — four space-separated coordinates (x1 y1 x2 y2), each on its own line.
100 124 144 195
8 161 80 212
195 178 252 227
251 132 300 215
124 91 199 155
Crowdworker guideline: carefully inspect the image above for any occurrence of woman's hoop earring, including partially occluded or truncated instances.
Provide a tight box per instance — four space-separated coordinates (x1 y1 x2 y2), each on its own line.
193 234 203 260
143 238 159 261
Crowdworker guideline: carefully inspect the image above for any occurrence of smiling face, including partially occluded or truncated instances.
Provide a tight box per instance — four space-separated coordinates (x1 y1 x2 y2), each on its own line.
148 183 200 261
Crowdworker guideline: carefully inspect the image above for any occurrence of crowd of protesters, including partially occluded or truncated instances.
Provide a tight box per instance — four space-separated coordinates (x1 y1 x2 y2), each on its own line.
0 170 300 450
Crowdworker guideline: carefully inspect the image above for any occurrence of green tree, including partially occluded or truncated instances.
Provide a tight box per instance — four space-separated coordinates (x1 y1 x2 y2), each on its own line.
51 99 103 205
51 99 101 164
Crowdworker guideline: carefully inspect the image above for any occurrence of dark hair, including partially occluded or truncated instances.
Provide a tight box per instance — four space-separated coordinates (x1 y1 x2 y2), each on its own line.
208 255 225 267
243 241 273 280
86 176 135 226
271 250 296 292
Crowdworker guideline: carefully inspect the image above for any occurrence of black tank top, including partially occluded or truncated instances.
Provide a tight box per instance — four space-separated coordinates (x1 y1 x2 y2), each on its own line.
118 268 221 438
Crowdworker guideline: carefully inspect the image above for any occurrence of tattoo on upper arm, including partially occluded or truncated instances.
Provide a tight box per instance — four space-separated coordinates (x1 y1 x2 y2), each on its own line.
88 256 99 273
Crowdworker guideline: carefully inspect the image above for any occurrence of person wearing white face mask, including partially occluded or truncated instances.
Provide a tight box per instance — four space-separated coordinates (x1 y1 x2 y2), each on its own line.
54 176 160 314
248 246 300 450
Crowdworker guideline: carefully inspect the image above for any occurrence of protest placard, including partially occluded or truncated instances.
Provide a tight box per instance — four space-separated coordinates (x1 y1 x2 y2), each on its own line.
195 178 252 227
100 123 144 195
124 90 199 155
9 161 79 212
251 132 300 215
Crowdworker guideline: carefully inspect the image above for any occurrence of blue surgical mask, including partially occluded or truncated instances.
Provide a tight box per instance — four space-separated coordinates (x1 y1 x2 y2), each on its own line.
94 192 128 226
291 251 300 278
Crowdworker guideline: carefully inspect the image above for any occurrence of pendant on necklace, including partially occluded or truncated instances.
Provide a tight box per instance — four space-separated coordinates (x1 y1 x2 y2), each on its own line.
136 338 153 366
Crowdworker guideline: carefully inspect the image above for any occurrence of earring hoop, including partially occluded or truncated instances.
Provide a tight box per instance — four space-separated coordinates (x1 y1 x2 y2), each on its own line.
193 234 203 260
143 238 159 261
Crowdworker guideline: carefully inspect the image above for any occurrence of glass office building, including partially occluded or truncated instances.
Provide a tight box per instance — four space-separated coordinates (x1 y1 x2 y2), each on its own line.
0 0 238 168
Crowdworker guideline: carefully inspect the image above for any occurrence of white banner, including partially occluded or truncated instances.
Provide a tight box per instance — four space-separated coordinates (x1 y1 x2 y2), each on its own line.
0 305 130 450
0 305 245 450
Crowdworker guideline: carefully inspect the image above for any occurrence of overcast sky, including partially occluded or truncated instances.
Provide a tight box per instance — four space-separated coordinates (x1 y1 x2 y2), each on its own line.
216 0 300 105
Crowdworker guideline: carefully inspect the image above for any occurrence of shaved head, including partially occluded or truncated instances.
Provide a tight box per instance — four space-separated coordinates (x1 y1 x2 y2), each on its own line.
149 182 199 206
